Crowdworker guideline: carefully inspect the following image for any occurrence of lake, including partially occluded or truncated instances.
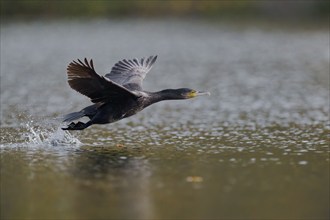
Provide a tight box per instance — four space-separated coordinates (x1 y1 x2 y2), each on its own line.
1 19 329 219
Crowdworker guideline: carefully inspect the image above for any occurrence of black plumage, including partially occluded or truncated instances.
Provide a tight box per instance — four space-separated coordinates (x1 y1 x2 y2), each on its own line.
62 56 210 130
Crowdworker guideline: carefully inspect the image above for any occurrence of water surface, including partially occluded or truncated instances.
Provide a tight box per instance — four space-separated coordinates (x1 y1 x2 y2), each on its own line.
1 20 329 219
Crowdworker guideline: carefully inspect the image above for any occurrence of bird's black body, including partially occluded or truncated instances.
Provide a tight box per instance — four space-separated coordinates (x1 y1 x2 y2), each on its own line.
62 56 209 130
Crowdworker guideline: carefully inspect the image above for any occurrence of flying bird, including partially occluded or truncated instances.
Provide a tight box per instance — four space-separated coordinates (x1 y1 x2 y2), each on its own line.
62 56 210 130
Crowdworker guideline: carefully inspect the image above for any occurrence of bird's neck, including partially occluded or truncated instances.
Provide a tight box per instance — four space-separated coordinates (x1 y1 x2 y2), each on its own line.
144 89 181 106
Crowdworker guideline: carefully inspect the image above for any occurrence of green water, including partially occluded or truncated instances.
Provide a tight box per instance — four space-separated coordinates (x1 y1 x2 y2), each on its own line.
1 20 329 219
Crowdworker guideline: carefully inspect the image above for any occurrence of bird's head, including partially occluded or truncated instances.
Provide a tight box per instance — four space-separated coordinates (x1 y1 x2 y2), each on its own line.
176 88 211 99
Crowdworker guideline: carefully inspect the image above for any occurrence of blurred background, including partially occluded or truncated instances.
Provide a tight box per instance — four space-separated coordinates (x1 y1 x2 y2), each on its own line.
1 0 329 22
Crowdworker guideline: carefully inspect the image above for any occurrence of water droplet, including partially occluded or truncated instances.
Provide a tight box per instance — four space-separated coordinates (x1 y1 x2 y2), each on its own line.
298 161 308 165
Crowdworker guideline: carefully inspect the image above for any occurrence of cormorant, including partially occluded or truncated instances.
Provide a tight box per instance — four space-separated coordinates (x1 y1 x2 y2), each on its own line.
62 56 210 130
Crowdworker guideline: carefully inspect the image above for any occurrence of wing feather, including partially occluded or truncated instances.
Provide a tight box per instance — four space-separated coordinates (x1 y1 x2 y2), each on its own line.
105 55 158 91
67 58 138 103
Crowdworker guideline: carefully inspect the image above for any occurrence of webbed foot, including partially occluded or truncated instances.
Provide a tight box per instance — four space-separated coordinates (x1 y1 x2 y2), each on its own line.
62 121 89 130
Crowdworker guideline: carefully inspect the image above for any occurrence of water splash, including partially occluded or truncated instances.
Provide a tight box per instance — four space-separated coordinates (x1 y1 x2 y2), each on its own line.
0 114 81 148
24 124 81 146
24 121 81 147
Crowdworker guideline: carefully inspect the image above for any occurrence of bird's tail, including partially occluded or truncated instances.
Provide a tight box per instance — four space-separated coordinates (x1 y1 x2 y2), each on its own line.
63 111 85 122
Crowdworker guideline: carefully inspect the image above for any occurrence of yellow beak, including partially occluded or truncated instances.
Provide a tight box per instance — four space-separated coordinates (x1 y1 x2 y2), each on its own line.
187 90 211 98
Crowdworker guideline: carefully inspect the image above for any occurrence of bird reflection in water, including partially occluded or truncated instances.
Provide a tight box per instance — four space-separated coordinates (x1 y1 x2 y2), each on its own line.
70 146 153 219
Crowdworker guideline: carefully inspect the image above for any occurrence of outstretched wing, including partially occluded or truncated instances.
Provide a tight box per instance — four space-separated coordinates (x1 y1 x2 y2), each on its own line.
67 58 139 103
105 55 158 91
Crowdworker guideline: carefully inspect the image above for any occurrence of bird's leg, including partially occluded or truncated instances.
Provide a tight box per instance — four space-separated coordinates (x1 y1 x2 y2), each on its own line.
62 121 92 130
62 122 76 130
72 122 86 130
